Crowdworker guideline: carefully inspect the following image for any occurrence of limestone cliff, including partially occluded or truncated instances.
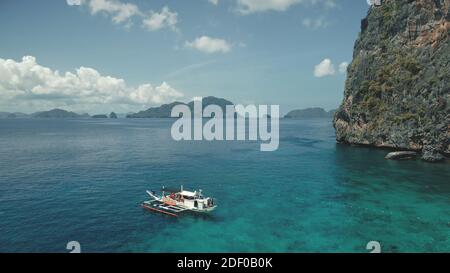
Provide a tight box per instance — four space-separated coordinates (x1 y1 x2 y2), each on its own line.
333 0 449 162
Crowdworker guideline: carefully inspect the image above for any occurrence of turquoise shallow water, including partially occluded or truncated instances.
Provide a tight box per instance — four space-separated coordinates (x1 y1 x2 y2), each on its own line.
0 118 448 252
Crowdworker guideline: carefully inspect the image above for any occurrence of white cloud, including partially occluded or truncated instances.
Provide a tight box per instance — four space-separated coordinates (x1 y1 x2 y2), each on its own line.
237 0 301 14
67 0 178 32
143 6 178 31
314 58 335 77
338 62 349 74
0 56 183 111
323 0 337 9
88 0 141 24
302 17 329 29
66 0 83 6
208 0 219 5
185 36 232 54
236 0 336 14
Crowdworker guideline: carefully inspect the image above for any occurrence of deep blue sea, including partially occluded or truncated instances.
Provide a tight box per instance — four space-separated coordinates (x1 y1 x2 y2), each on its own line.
0 118 448 253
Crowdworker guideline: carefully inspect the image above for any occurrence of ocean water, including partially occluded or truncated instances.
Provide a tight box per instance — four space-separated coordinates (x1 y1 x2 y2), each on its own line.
0 118 448 253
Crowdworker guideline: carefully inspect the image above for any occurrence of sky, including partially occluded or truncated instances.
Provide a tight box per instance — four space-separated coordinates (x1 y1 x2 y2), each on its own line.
0 0 370 115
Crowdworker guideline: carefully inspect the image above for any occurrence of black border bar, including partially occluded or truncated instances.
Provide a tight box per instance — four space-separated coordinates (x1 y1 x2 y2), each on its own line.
1 253 447 272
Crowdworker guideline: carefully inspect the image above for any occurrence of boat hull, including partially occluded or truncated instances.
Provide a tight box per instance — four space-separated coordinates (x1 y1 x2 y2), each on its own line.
142 200 216 216
144 188 217 216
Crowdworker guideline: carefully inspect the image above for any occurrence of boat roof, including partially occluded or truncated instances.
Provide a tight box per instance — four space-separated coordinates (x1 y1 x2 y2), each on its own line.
161 187 197 197
180 190 196 197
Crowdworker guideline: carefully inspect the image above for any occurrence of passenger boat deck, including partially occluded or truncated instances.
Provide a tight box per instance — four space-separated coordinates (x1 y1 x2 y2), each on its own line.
142 200 188 217
142 186 217 217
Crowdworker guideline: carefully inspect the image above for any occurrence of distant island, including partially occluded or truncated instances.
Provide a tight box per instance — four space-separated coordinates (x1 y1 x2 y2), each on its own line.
284 108 335 119
126 96 234 118
1 98 336 121
0 112 30 118
34 109 81 118
0 109 119 119
0 97 235 119
91 114 108 119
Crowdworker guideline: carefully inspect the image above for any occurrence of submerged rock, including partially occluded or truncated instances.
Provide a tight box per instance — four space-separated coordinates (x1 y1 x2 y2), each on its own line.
421 145 445 162
385 151 417 160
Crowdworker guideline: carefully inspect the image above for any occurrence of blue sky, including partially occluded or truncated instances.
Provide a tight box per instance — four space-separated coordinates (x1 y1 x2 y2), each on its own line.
0 0 370 114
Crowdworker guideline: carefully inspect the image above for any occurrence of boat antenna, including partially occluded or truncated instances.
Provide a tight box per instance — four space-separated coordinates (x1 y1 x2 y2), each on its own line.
181 185 183 191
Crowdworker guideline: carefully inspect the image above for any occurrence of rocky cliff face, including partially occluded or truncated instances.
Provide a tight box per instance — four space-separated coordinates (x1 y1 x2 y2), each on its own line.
333 0 449 162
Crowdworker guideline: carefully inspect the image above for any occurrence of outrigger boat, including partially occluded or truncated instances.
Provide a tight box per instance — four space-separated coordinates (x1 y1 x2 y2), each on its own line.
142 186 217 217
